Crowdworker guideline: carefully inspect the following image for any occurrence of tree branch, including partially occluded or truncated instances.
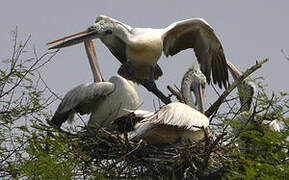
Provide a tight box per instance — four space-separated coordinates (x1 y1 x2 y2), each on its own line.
167 85 184 102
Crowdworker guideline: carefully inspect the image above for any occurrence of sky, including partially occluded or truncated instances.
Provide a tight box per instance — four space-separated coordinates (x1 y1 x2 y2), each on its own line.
0 1 288 114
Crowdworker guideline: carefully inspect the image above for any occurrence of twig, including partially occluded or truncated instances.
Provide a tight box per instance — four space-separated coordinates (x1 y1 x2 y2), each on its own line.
167 85 183 102
37 71 62 100
200 132 227 171
281 49 289 61
106 140 143 170
205 58 269 117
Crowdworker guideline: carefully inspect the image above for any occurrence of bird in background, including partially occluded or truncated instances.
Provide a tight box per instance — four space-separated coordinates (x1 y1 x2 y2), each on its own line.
47 15 229 104
128 64 209 146
226 60 280 132
49 40 140 133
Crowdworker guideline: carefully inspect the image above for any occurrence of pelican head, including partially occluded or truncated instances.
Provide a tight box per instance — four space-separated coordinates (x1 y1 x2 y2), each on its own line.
47 15 115 49
182 64 206 114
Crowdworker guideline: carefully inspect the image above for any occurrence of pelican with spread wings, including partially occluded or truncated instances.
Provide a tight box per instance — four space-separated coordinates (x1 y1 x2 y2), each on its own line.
47 15 229 104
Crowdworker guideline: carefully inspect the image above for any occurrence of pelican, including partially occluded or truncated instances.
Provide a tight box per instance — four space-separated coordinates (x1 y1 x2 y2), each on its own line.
49 40 140 132
129 65 209 145
227 60 280 132
47 15 229 103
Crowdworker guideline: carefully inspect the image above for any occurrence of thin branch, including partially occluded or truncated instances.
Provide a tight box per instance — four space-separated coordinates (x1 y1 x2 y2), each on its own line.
37 71 62 100
139 81 171 105
106 140 143 170
167 85 183 102
200 132 227 171
281 49 289 61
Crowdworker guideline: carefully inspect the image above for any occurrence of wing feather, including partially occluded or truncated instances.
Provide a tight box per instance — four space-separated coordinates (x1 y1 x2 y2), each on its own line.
163 18 228 88
133 102 209 138
50 82 115 127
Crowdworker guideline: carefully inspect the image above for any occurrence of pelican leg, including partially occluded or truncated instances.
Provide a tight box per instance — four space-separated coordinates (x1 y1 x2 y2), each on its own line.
141 66 171 104
123 61 135 78
141 66 157 91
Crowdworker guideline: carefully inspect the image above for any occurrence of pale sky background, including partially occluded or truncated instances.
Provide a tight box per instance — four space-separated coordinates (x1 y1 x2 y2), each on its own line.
1 1 288 114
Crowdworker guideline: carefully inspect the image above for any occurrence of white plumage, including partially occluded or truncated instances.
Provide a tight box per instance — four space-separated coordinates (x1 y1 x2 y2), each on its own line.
129 65 209 145
50 41 140 132
130 102 209 145
48 15 229 90
262 120 281 132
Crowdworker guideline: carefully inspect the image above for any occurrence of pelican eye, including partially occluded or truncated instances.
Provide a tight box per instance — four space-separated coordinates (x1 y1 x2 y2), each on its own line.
88 26 96 32
201 79 206 88
105 29 112 34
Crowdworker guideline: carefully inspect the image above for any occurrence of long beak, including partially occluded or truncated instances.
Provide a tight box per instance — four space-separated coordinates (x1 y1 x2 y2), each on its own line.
198 85 205 114
84 40 103 82
226 60 242 81
191 82 205 114
47 28 100 50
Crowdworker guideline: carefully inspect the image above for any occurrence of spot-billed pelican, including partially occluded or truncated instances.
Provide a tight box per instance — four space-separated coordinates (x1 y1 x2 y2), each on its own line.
227 60 280 132
49 40 140 132
129 65 209 145
47 15 229 104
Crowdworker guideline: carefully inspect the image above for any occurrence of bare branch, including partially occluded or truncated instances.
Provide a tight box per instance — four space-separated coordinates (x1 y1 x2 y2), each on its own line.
107 140 143 170
167 85 184 102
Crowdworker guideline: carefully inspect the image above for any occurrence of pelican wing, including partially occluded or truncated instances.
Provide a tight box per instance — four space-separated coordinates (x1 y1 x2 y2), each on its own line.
50 82 115 127
163 18 228 88
131 102 209 139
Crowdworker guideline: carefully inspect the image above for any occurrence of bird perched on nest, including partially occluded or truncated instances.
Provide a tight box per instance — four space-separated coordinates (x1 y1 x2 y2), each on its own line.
128 64 210 146
49 40 140 133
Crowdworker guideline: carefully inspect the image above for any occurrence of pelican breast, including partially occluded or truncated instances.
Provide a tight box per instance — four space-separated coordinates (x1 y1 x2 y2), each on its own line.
126 28 163 65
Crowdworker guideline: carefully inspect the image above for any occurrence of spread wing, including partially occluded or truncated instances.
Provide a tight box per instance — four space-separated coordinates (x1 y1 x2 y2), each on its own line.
163 18 228 88
50 82 115 128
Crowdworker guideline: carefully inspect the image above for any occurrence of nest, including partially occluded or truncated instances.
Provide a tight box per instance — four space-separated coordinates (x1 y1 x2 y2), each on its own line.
55 125 230 179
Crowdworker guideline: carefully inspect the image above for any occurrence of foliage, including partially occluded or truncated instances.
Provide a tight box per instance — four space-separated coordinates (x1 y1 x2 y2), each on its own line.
222 82 289 179
0 29 58 178
0 31 288 179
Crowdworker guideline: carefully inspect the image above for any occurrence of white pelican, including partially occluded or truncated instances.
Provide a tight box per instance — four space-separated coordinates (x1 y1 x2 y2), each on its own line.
227 60 280 132
49 40 140 132
47 15 229 103
129 65 209 145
